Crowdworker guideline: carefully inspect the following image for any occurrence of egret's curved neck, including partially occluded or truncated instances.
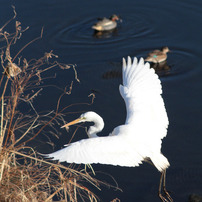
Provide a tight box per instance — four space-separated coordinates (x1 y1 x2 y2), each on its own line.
87 113 104 138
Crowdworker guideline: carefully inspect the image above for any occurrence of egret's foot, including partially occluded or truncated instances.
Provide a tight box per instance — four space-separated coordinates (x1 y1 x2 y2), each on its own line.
163 187 173 202
158 193 168 202
159 170 173 202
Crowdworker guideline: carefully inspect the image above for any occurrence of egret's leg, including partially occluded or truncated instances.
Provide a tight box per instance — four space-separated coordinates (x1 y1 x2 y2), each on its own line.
158 171 168 201
147 160 172 201
163 170 173 202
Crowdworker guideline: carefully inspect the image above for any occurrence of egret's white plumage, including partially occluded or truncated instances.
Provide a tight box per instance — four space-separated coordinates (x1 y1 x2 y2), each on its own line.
45 57 173 201
45 57 169 173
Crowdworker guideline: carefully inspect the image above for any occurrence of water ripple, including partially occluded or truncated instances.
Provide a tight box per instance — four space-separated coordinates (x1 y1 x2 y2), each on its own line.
49 14 157 48
167 47 199 76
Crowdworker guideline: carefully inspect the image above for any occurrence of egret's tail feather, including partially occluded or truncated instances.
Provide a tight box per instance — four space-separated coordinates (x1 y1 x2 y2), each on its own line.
150 153 170 172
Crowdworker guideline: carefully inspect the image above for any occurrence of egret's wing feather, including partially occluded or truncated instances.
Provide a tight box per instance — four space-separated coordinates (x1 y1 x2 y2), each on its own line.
44 57 169 171
119 57 169 140
45 136 144 167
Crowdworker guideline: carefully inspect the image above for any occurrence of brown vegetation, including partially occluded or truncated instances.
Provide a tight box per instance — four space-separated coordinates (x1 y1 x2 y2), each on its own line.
0 7 119 201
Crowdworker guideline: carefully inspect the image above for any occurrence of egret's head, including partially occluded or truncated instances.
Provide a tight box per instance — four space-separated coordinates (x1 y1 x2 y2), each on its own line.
61 111 102 128
80 111 99 122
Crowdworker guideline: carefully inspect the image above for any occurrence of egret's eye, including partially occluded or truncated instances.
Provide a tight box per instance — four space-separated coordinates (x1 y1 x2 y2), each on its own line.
80 116 86 120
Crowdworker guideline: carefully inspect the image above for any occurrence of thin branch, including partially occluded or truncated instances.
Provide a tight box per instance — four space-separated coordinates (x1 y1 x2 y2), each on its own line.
0 5 17 33
12 27 43 62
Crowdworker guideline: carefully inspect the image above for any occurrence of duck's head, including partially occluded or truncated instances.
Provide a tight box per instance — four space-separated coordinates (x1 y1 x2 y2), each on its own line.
162 47 170 53
110 14 120 21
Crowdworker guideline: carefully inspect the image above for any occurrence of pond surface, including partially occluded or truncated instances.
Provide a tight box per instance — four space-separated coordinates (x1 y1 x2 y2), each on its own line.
1 0 202 201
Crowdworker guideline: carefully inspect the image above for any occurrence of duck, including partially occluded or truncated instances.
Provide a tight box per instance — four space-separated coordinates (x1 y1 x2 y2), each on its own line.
92 14 120 31
145 47 170 63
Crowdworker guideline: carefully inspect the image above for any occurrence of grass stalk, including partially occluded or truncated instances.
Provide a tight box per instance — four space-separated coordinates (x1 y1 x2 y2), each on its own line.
0 8 120 202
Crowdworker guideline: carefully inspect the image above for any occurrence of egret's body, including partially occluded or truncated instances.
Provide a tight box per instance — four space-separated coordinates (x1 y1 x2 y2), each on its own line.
45 57 172 201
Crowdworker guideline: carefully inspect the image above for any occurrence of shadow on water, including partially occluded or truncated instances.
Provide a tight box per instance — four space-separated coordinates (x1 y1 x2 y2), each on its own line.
102 61 171 79
1 0 202 201
93 28 119 39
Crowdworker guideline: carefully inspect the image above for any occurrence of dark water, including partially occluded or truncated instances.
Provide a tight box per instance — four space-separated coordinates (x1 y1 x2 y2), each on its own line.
1 0 202 201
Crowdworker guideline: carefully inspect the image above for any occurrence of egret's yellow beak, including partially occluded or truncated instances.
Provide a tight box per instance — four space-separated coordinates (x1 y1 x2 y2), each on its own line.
61 118 83 128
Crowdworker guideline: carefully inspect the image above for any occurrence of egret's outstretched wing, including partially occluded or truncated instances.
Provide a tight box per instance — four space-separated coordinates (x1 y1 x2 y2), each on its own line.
44 57 169 171
119 57 169 140
45 135 143 167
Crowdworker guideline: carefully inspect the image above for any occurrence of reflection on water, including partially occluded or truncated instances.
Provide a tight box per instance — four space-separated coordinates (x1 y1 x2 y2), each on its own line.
188 194 202 202
102 69 122 79
102 61 171 79
93 28 119 39
1 0 202 201
150 61 171 76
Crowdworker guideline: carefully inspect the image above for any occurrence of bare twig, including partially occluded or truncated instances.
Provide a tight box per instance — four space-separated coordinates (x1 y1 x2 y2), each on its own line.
0 5 17 33
12 27 43 62
0 9 118 202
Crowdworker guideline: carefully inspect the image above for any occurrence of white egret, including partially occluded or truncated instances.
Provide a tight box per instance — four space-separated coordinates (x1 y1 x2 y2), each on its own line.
45 57 172 201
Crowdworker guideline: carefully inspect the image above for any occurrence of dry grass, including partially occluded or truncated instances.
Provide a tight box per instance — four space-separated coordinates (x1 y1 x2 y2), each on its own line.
0 7 120 202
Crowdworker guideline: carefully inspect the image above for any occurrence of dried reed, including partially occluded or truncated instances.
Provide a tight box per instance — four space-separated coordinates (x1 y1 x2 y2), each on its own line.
0 7 120 202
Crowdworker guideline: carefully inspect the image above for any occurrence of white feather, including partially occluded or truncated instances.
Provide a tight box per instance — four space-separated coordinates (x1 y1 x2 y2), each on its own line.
45 57 169 172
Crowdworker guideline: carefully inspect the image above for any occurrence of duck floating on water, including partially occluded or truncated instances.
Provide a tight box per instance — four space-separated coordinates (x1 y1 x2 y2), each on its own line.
92 14 120 31
145 47 170 63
